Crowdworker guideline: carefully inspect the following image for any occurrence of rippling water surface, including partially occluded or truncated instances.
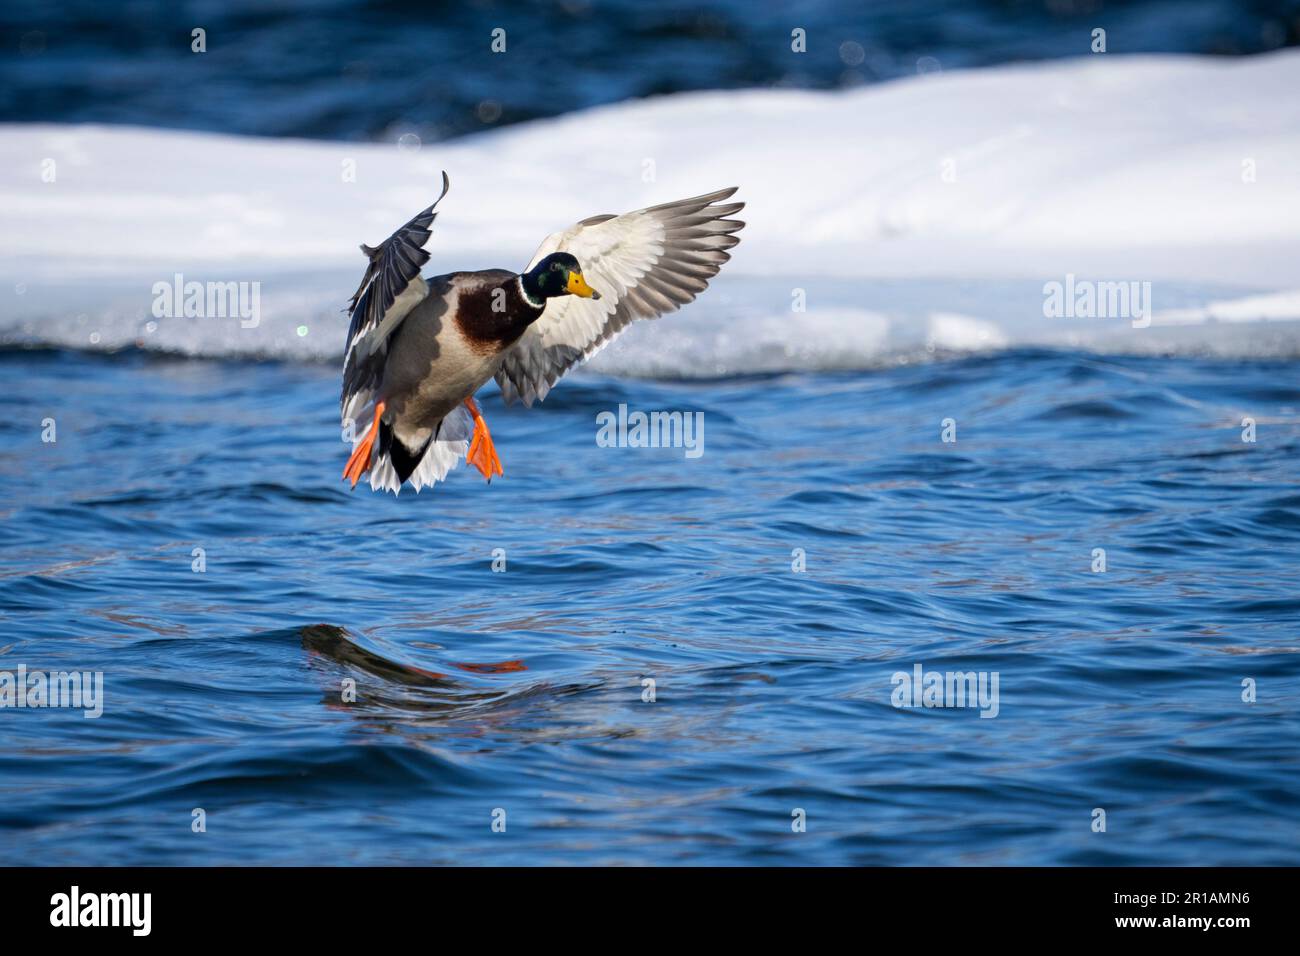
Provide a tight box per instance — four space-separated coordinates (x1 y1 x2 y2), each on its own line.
1 347 1297 865
5 0 1293 141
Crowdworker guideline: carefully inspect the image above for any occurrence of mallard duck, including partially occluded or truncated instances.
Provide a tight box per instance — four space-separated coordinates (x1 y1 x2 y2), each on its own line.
340 173 744 493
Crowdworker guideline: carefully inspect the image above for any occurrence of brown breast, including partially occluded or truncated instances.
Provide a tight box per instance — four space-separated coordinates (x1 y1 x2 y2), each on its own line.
453 274 545 356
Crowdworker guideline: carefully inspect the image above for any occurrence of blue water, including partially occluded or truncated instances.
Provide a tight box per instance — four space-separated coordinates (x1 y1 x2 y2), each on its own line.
3 0 1297 141
1 346 1297 865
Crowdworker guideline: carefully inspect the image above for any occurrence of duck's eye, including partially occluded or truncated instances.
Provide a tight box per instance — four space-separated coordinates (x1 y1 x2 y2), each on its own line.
551 262 563 272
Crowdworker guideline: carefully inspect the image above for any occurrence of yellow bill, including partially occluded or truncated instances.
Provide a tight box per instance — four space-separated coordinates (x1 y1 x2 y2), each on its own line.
566 271 600 299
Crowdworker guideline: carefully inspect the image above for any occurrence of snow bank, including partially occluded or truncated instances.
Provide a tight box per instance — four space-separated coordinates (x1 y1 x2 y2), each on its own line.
2 50 1298 369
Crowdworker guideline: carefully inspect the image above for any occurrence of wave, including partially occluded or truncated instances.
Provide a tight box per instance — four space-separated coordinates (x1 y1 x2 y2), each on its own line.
3 51 1300 371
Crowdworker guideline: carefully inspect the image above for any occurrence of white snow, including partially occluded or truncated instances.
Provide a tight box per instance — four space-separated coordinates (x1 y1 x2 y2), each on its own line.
2 50 1299 369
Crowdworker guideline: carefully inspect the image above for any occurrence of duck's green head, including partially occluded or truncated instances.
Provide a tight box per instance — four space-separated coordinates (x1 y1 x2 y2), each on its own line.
523 252 601 302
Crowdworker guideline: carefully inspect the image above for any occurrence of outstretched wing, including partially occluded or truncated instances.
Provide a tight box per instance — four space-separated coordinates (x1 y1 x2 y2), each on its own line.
495 187 744 407
340 171 450 424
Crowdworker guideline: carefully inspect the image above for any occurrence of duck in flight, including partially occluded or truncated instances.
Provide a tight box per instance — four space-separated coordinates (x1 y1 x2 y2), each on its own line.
340 174 744 493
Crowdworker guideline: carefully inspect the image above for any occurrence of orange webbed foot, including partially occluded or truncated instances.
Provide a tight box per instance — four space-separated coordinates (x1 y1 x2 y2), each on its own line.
342 401 385 488
464 397 504 481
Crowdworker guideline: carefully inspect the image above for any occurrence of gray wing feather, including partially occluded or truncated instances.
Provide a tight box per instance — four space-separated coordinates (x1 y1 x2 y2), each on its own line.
496 187 744 407
340 172 450 422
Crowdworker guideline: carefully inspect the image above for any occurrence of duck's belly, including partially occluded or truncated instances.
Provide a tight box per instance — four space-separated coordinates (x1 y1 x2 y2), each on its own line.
408 349 500 424
382 315 505 429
